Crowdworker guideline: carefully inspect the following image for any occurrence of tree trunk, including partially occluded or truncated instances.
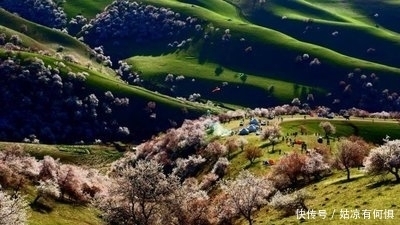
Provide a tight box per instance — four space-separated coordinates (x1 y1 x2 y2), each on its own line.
246 215 253 225
346 167 351 181
394 170 400 182
32 194 41 205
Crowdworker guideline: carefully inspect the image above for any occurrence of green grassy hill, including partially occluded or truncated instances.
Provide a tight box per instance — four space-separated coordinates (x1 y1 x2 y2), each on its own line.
250 172 400 225
240 0 400 68
128 54 323 106
118 0 400 108
0 8 116 77
0 7 227 137
4 0 400 108
216 116 400 224
62 0 114 19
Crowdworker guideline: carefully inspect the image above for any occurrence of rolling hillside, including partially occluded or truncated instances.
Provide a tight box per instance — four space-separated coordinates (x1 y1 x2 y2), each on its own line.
0 7 224 115
2 1 400 225
3 0 400 110
0 7 225 143
117 0 400 110
3 116 399 225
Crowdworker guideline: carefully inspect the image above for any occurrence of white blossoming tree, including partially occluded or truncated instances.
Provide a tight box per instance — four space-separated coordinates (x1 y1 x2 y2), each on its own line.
98 159 179 225
219 170 275 225
269 190 312 216
335 137 369 180
0 187 28 225
364 139 400 182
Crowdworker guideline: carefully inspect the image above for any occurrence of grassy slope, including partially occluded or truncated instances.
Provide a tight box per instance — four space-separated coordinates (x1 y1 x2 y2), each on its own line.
0 49 221 113
0 8 116 77
55 0 400 107
140 0 400 72
62 0 114 19
128 54 320 103
253 172 400 225
139 0 400 73
219 117 400 224
224 116 400 177
280 119 400 144
128 0 400 105
0 25 48 50
306 0 400 33
253 0 400 67
28 203 104 225
0 8 223 113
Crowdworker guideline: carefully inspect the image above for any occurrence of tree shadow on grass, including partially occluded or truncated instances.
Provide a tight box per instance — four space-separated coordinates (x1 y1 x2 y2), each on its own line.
330 175 364 185
244 161 260 170
30 200 54 214
366 179 397 189
228 150 243 160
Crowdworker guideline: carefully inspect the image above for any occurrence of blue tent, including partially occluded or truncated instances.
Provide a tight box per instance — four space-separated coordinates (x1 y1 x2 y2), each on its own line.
249 118 259 125
247 124 258 133
238 128 249 135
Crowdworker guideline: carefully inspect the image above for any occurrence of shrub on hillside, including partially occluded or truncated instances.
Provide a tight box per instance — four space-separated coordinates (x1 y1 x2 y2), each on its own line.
37 156 110 203
203 141 228 160
163 178 211 225
115 60 142 85
211 157 229 178
0 145 39 190
270 190 312 216
172 155 206 180
260 124 281 141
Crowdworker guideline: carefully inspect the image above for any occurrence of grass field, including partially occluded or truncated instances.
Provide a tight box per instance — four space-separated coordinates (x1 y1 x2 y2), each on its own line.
223 116 400 177
0 47 222 115
62 0 114 19
0 8 118 77
280 118 400 144
244 0 400 68
128 54 322 105
3 0 400 109
122 0 400 107
0 142 123 169
138 0 400 75
249 172 400 225
216 116 400 224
